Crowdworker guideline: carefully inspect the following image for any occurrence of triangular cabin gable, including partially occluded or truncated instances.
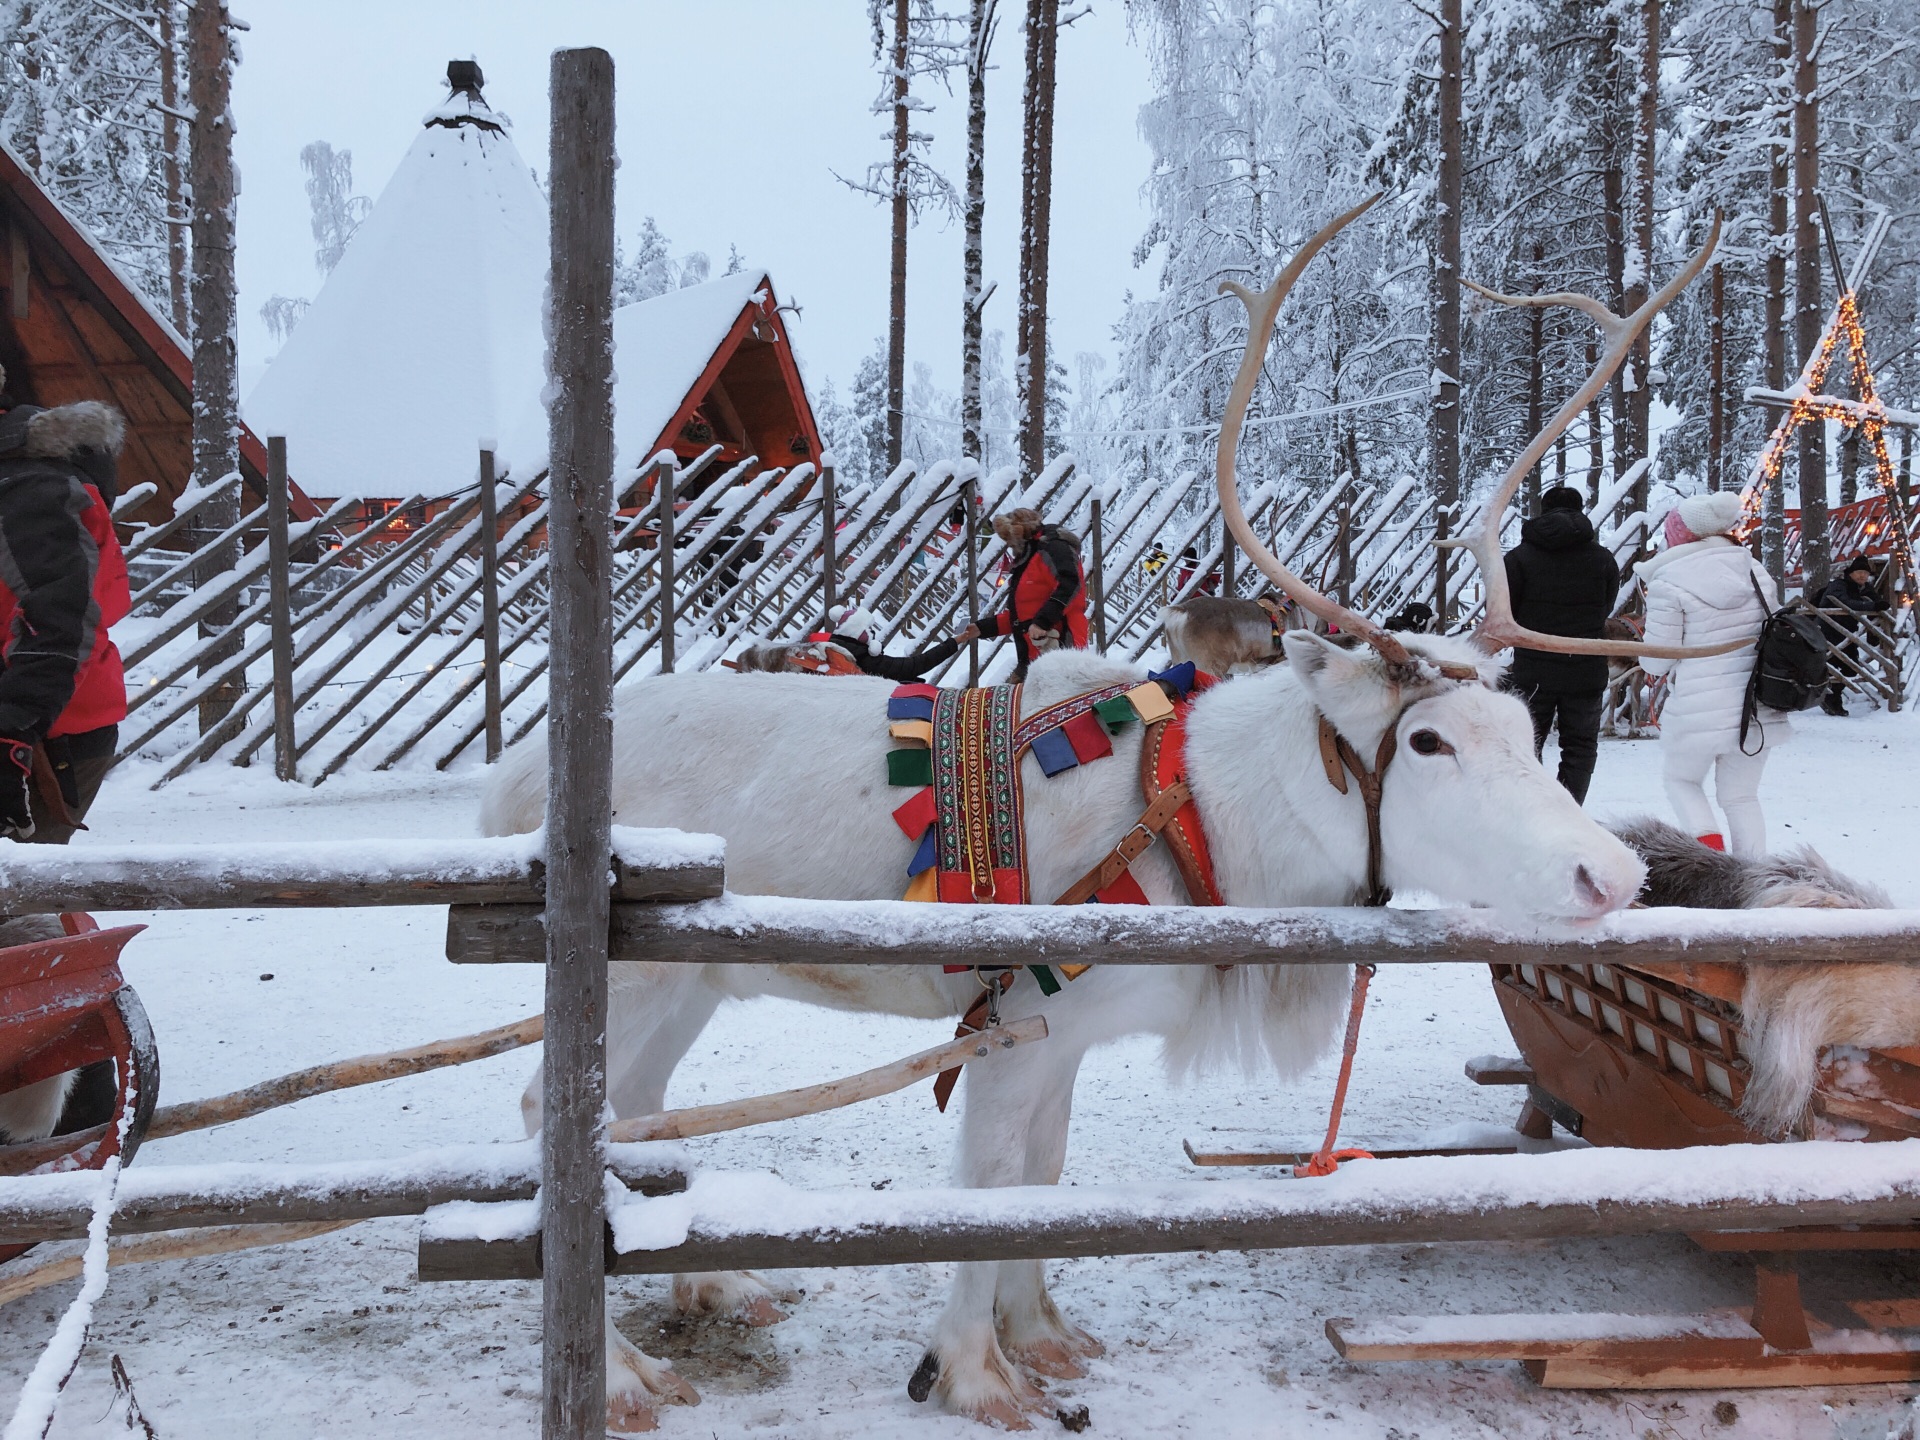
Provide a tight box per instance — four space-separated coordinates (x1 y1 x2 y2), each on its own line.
0 140 316 526
651 280 823 491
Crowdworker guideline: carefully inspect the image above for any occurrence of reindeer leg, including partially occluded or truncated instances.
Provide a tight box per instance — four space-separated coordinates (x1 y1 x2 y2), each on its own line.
519 962 719 1429
916 1018 1080 1427
995 1053 1103 1381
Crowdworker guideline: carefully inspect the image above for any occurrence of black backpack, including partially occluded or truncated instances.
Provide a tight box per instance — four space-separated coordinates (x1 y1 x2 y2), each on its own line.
1739 574 1828 751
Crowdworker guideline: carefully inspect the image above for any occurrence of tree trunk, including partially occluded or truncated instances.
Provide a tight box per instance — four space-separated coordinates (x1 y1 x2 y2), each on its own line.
885 0 910 476
1793 0 1827 596
1431 0 1463 619
158 0 189 335
1585 334 1604 504
186 0 242 734
962 0 993 463
1762 0 1791 585
1708 257 1725 492
1017 0 1060 480
1625 0 1658 529
1599 15 1628 499
1525 242 1545 515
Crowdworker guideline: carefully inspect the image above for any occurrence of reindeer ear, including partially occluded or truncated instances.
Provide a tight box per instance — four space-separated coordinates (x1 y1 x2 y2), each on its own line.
1282 630 1370 693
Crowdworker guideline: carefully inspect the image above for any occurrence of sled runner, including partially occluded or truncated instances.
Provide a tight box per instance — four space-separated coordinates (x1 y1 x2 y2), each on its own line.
0 916 155 1264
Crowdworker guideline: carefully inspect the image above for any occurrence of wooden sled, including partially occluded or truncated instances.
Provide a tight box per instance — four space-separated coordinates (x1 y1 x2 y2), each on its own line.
1329 959 1920 1389
0 916 156 1265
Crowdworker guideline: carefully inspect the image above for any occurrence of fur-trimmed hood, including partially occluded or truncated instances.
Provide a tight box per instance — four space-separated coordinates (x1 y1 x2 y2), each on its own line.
0 400 127 462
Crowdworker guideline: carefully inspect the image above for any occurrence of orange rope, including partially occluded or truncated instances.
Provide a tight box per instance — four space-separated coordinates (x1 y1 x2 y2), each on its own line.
1293 963 1376 1179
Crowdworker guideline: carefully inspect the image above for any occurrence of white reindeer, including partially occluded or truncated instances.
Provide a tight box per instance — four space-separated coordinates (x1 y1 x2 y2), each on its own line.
480 203 1729 1431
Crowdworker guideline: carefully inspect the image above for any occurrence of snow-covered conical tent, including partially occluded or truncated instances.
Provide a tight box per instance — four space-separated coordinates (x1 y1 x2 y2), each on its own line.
245 62 545 506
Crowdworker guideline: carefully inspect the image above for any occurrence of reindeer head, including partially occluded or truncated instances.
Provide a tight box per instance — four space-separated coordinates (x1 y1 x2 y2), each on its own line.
1207 200 1707 919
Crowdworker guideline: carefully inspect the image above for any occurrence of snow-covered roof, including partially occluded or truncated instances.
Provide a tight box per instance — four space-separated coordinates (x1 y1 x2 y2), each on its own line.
500 269 773 486
243 90 546 502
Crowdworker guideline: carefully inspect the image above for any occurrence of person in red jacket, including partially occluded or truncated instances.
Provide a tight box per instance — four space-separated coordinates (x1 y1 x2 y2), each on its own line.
0 370 130 844
974 507 1087 681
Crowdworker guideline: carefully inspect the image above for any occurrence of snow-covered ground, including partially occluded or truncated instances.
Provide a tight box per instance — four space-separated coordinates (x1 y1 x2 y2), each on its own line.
5 706 1920 1438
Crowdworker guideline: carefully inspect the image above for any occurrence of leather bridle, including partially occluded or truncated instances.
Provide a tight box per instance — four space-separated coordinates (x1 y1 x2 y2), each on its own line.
1317 714 1397 909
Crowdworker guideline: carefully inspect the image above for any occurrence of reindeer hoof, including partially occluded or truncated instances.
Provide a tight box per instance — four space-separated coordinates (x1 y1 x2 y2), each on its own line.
1006 1339 1086 1380
672 1270 792 1325
908 1352 940 1402
1057 1404 1092 1433
606 1393 661 1434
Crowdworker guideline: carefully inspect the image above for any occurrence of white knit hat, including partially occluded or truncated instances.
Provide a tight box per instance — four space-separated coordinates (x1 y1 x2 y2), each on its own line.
1676 491 1744 539
833 604 879 643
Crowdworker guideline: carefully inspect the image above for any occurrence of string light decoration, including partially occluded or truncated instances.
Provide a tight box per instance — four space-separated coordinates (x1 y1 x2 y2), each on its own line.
1742 291 1918 603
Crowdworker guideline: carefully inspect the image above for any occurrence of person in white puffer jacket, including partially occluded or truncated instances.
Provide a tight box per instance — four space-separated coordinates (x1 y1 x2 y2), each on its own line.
1637 491 1785 858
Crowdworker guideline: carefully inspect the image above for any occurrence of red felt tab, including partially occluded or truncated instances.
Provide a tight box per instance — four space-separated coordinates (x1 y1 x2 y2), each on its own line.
891 683 939 701
1095 871 1151 906
891 786 938 839
1062 709 1113 764
938 868 1027 905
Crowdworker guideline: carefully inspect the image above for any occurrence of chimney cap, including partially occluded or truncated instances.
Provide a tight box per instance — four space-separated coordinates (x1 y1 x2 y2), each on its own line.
447 60 485 97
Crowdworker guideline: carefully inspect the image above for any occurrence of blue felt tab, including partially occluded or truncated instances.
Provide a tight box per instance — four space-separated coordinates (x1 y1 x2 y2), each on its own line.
907 827 938 877
1148 661 1197 696
887 694 937 722
1029 726 1080 777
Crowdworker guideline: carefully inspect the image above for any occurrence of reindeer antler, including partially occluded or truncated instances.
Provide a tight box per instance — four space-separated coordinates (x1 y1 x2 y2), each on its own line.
1216 195 1416 664
1445 215 1743 661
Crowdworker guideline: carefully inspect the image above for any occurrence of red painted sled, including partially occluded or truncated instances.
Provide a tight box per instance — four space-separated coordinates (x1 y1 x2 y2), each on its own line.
0 916 156 1265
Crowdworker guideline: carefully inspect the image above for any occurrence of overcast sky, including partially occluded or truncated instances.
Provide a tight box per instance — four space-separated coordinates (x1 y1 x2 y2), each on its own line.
231 0 1157 411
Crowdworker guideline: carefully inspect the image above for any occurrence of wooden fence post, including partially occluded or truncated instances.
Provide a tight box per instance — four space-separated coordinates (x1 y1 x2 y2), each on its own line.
542 46 616 1440
658 459 676 674
1219 510 1234 597
964 474 980 684
1090 491 1106 653
821 463 837 623
267 436 297 782
479 447 503 764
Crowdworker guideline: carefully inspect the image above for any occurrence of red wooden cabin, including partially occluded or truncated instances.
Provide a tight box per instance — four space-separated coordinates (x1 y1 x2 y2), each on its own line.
0 140 318 530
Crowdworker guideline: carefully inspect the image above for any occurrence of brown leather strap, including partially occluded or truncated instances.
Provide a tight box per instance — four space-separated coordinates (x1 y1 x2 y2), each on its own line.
1138 718 1219 909
1051 778 1193 906
1318 715 1395 908
933 971 1016 1112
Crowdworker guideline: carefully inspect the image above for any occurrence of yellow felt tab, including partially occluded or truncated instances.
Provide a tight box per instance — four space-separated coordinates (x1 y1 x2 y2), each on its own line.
1057 963 1092 981
1126 683 1175 725
889 719 934 746
903 868 940 903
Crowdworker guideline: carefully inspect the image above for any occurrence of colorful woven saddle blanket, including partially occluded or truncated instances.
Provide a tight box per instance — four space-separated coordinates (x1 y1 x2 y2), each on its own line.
884 667 1205 946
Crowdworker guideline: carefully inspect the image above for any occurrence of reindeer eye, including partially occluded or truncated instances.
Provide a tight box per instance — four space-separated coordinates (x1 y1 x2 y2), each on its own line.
1409 728 1451 756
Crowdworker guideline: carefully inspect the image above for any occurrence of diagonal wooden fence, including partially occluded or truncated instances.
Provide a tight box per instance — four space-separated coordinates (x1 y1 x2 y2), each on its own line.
111 440 1916 785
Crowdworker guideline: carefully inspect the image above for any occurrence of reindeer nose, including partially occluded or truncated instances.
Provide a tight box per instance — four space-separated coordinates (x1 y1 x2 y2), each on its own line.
1573 863 1618 915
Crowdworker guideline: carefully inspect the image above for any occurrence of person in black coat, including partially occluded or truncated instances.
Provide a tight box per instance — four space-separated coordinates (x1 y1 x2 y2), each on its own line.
1814 554 1887 716
1503 485 1621 803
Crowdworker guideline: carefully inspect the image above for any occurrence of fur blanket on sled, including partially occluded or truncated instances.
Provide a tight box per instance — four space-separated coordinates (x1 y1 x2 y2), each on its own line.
1613 817 1908 1136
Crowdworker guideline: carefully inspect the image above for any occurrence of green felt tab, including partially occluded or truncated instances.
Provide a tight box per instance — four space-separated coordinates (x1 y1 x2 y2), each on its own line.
887 747 934 787
1028 964 1062 996
1093 695 1139 731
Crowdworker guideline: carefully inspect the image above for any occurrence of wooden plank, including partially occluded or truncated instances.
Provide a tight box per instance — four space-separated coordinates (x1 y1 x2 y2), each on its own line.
0 1146 684 1243
542 46 618 1440
443 894 1920 969
417 1173 1920 1282
267 435 298 780
1326 1311 1764 1362
1689 1225 1920 1252
1527 1336 1920 1389
1184 1137 1519 1168
1465 1055 1535 1085
0 831 721 912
